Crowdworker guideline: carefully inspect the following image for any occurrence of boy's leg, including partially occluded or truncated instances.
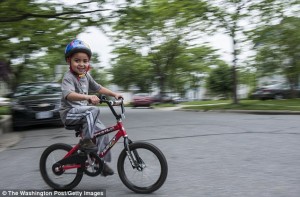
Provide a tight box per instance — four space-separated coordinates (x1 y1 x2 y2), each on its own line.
94 120 112 162
65 106 113 175
64 106 100 150
95 119 114 176
65 106 99 138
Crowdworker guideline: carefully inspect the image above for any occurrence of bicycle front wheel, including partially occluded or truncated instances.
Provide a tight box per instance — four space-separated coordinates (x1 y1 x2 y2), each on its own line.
117 142 168 193
39 143 83 190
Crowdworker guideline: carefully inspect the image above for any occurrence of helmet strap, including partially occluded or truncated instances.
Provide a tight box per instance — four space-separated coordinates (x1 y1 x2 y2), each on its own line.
68 63 91 80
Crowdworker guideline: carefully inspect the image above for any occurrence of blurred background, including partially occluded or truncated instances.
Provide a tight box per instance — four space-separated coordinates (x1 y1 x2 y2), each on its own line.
1 2 299 194
0 0 300 105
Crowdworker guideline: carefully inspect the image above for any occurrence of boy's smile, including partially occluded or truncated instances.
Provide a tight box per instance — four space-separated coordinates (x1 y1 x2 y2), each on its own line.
69 52 90 75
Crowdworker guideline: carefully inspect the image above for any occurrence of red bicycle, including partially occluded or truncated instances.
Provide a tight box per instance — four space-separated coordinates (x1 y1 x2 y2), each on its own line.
39 96 168 193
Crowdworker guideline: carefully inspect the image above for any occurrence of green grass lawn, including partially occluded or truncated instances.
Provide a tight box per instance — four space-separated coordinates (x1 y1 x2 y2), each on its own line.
180 99 300 111
0 106 10 116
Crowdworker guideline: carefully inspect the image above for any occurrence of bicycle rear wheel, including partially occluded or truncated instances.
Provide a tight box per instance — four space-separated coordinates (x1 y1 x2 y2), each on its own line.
117 142 168 193
39 143 83 190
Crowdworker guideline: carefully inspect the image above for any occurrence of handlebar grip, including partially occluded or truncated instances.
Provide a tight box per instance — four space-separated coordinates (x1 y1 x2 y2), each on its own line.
98 95 125 119
112 99 123 106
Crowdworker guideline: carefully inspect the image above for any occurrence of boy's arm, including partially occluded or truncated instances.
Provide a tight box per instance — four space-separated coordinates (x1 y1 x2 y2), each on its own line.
66 92 90 101
98 87 123 99
65 87 123 105
66 92 99 105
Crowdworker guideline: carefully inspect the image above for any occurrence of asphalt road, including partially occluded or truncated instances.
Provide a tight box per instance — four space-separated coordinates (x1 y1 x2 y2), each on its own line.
0 107 299 197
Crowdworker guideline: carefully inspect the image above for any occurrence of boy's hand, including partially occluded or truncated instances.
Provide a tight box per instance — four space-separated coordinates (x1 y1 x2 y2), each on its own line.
87 95 100 105
114 93 123 100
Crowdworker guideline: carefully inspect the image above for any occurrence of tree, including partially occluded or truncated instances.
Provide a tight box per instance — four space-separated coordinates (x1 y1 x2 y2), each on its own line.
110 46 153 92
132 0 298 103
110 34 224 96
90 68 109 88
0 60 12 88
110 0 222 96
148 37 186 95
170 45 224 97
0 0 109 88
206 64 233 98
209 0 299 103
252 17 300 97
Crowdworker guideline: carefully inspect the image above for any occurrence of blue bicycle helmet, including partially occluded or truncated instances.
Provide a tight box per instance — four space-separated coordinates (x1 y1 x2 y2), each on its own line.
65 39 92 61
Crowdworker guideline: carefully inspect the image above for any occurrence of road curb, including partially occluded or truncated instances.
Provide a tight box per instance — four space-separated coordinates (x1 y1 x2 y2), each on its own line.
175 108 300 115
0 115 22 152
0 132 22 152
0 115 12 135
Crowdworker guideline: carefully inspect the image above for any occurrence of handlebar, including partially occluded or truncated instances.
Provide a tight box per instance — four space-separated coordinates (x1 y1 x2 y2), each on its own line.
109 99 123 107
98 95 125 120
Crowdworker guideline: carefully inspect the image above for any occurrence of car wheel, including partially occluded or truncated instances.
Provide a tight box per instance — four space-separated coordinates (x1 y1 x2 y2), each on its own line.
274 94 283 100
13 126 23 131
55 120 64 127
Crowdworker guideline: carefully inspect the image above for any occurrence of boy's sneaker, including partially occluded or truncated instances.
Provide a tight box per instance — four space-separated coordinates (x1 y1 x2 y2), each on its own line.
101 163 114 176
79 139 98 152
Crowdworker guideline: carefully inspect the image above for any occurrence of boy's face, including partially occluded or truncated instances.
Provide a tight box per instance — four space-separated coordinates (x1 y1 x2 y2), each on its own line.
68 52 90 75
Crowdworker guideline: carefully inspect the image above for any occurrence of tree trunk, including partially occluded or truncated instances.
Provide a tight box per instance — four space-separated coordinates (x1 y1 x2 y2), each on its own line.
232 36 239 104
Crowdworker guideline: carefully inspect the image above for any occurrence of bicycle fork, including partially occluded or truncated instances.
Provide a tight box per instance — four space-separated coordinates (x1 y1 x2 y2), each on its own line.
124 137 145 171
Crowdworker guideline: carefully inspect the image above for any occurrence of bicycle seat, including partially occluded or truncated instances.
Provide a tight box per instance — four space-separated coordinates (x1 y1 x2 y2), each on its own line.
65 124 82 131
65 125 82 137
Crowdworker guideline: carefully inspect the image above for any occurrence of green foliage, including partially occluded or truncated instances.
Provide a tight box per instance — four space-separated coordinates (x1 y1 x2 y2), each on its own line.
238 67 257 88
190 0 298 103
206 64 233 98
111 47 153 92
0 0 108 89
89 68 109 87
111 0 299 103
252 16 300 88
110 1 225 95
0 106 10 115
2 0 299 100
182 99 300 111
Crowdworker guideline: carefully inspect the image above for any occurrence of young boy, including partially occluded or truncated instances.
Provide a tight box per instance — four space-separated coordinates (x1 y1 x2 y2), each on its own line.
60 39 123 176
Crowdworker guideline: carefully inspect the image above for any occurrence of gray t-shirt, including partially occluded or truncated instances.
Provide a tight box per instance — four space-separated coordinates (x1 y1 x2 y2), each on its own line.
59 71 102 119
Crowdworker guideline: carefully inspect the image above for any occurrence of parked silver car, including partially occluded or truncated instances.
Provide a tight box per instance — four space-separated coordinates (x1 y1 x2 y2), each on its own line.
251 83 300 100
10 82 63 130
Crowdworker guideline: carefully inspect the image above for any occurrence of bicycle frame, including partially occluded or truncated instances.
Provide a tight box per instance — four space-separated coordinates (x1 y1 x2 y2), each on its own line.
61 98 131 171
96 121 128 157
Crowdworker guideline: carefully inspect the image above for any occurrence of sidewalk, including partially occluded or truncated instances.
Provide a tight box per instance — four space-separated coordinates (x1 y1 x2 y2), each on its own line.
0 115 22 153
158 104 300 115
0 132 22 152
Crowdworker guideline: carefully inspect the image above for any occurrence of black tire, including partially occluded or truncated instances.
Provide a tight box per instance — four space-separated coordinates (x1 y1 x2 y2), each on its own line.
274 94 284 100
117 142 168 193
39 143 83 190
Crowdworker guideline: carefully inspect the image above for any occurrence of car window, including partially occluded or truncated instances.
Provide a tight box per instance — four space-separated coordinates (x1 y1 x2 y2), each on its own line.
13 83 61 97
